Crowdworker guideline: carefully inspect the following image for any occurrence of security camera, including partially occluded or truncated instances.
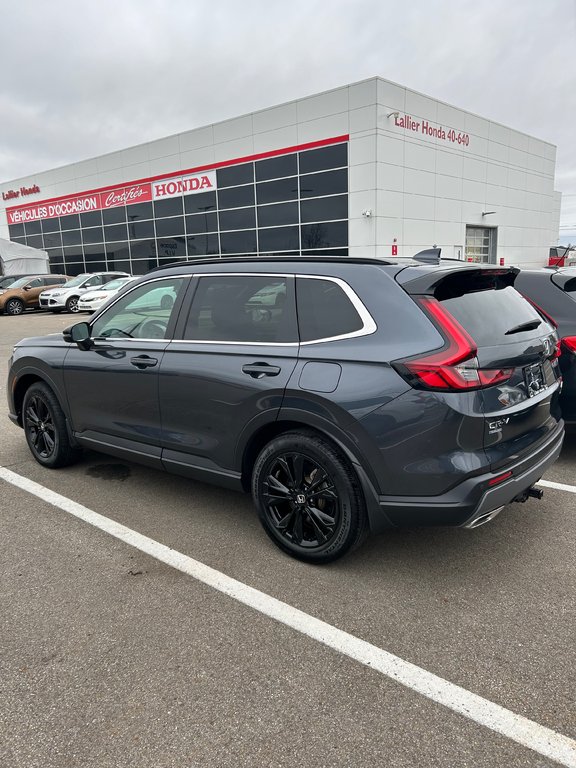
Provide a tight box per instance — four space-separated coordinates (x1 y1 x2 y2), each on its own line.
362 209 373 218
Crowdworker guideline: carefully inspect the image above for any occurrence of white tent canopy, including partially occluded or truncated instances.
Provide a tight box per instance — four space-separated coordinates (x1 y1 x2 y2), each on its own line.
0 238 49 275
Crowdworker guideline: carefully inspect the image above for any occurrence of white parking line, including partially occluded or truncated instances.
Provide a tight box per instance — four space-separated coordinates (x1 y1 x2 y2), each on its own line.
538 479 576 494
2 464 576 768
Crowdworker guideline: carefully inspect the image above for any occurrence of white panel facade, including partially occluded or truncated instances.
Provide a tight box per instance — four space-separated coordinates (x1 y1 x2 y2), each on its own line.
0 76 560 268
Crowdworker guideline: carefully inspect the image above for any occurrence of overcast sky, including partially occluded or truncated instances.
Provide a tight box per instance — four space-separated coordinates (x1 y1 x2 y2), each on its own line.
1 0 575 241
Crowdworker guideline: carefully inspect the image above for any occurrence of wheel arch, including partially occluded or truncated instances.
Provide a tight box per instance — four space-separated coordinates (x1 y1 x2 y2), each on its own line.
239 417 393 533
13 373 45 425
11 370 73 441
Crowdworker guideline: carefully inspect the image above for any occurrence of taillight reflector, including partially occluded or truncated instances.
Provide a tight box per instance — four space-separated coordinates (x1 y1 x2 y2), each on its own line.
488 471 513 487
393 297 513 392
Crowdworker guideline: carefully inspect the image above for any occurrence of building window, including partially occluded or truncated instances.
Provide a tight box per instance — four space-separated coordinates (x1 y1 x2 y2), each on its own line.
5 140 349 273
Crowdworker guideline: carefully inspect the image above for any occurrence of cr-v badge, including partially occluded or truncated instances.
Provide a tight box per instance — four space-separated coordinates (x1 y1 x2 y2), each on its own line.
488 417 510 434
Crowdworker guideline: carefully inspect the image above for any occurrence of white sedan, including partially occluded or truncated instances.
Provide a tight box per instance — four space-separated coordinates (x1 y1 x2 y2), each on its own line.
77 277 135 313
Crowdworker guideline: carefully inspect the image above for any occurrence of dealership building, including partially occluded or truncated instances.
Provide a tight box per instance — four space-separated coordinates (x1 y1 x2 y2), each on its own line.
0 76 561 276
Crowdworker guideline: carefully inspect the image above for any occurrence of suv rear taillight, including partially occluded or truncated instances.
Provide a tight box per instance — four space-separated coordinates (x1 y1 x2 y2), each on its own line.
562 336 576 353
393 297 513 392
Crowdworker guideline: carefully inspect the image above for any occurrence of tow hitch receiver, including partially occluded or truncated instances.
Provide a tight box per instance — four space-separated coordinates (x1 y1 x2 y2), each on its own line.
513 485 544 503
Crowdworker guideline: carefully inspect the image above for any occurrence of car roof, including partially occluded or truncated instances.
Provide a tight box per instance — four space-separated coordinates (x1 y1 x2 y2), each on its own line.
147 255 513 279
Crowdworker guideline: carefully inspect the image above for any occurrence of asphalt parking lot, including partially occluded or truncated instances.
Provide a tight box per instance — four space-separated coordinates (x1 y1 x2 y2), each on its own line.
1 311 575 768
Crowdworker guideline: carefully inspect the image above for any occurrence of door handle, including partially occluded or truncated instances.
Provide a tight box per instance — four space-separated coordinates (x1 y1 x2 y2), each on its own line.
242 362 281 378
130 355 158 369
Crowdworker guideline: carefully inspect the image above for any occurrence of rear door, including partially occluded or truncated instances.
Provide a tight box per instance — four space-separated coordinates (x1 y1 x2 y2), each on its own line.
159 272 299 479
437 282 561 469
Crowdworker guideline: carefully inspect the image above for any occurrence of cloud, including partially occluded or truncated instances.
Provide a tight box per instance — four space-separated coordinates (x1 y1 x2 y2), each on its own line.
1 0 575 226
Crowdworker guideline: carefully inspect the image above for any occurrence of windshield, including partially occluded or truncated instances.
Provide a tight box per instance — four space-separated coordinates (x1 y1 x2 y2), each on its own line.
6 277 33 289
98 277 131 291
62 274 90 288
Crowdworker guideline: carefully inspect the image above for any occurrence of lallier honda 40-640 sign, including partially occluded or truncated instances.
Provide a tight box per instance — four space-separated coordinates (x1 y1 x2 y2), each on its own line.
6 170 217 225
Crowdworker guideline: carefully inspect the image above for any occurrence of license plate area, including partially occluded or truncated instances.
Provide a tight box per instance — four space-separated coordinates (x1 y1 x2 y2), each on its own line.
524 362 546 397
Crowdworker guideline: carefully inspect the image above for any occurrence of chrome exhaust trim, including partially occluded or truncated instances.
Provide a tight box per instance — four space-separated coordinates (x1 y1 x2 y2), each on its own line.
464 505 505 529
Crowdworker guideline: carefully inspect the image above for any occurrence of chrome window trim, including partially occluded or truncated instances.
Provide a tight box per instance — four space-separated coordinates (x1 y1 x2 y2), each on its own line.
89 270 377 346
296 274 377 345
174 271 376 346
169 340 300 347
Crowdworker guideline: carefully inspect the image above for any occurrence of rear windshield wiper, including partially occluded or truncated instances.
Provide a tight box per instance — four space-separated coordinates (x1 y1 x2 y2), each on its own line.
505 319 542 335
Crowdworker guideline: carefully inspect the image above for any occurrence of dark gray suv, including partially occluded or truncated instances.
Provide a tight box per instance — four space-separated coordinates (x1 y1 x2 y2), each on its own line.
7 257 564 562
514 268 576 423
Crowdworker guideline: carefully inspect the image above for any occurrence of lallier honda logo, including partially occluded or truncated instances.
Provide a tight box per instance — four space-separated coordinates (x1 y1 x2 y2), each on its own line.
3 184 41 202
5 170 217 224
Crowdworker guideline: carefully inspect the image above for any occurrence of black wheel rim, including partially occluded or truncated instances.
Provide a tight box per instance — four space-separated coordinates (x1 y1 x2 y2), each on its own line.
25 396 56 459
262 453 340 549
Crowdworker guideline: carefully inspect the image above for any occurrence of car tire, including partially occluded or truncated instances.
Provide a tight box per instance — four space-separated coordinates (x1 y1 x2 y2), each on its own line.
22 382 82 468
5 298 25 316
252 431 367 563
66 296 80 313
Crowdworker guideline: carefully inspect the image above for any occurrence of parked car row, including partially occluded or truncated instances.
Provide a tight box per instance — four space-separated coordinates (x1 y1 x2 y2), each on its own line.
0 271 131 315
7 255 572 563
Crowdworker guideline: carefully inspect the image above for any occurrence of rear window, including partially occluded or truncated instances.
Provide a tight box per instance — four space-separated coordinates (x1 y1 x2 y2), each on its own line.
562 278 576 298
440 286 544 346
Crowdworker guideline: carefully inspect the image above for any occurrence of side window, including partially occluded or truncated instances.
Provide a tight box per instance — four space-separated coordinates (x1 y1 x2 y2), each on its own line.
27 278 42 289
46 277 64 286
92 278 185 340
84 275 102 288
184 275 296 343
296 278 364 342
102 273 120 284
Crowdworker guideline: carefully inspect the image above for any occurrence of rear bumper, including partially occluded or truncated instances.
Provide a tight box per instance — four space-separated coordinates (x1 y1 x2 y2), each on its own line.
372 421 564 529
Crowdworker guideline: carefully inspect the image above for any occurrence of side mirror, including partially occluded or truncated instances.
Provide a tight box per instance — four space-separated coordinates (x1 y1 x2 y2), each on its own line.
23 285 31 291
63 321 92 351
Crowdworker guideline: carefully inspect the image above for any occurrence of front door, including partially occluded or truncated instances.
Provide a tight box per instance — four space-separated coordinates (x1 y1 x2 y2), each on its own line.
62 276 187 465
22 277 45 307
159 273 299 481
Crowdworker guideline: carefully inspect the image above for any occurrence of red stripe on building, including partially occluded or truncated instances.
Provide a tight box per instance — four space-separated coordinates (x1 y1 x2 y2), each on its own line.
6 135 349 224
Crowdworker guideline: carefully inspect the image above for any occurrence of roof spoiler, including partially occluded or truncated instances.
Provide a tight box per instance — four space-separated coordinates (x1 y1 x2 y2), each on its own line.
397 263 520 297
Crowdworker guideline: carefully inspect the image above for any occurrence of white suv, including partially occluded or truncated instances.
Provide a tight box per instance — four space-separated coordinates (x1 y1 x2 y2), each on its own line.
39 272 130 313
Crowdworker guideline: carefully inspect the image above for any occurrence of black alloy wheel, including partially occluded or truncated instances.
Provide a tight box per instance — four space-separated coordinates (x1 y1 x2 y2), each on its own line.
5 298 24 316
252 431 366 563
22 383 81 468
66 296 80 313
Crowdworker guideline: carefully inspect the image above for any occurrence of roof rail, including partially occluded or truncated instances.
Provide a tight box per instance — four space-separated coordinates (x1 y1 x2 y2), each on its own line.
147 254 398 273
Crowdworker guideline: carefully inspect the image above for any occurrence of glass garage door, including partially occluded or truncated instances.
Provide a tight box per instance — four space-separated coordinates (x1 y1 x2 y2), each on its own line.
465 226 497 263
